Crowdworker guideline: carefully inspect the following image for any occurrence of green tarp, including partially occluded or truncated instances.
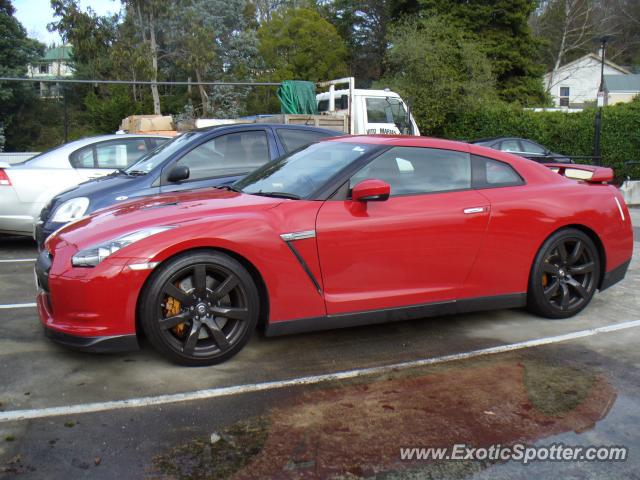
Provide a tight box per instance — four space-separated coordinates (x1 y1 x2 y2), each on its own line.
277 80 318 115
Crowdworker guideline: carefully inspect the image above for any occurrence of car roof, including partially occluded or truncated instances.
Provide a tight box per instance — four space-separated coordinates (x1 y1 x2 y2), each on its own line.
189 123 343 136
324 135 471 151
470 137 538 145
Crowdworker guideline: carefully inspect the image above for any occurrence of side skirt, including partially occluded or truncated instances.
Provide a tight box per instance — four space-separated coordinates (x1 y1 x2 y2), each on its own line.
264 293 527 337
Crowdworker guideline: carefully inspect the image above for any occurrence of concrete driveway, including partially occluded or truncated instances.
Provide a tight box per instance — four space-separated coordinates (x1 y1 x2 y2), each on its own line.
0 210 639 479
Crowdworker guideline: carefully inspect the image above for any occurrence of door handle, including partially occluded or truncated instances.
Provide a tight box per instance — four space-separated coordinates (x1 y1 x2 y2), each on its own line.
463 207 487 214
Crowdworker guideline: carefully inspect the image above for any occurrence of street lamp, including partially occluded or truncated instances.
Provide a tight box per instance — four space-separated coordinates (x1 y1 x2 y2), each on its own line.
592 35 614 166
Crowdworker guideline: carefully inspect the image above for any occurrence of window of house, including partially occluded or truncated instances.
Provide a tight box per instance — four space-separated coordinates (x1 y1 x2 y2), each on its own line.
559 87 570 107
349 147 471 196
39 64 48 74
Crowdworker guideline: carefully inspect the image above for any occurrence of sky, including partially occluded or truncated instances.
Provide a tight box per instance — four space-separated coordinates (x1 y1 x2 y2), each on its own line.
13 0 122 46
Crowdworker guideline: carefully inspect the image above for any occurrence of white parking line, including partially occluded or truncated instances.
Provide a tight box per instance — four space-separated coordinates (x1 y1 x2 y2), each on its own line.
0 303 37 309
1 319 639 423
0 258 36 263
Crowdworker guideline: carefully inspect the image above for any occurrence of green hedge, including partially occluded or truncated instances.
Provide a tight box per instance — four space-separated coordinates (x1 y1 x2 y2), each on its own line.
440 98 640 179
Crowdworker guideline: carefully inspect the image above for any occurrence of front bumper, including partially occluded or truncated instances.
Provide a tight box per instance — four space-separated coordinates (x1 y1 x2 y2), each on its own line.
36 245 151 351
44 324 139 353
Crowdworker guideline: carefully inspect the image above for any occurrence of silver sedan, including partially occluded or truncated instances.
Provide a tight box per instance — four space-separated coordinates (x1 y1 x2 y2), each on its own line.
0 134 170 237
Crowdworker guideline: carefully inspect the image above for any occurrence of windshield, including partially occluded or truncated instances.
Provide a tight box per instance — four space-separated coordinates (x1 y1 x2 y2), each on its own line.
234 141 373 199
124 132 196 174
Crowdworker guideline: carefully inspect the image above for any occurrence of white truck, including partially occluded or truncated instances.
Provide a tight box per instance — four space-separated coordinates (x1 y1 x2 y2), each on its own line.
194 77 420 136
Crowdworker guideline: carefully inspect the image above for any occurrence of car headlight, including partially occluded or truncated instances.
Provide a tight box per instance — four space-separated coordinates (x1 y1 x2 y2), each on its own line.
71 226 175 267
51 197 90 223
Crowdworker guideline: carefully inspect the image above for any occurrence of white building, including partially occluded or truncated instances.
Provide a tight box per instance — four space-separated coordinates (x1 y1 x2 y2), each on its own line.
543 52 630 108
27 45 73 99
604 74 640 105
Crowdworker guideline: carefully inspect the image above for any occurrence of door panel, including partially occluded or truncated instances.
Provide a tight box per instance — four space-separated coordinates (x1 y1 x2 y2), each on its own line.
316 190 490 314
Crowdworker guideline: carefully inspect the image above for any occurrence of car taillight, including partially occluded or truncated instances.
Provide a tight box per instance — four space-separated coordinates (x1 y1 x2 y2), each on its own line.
0 169 11 186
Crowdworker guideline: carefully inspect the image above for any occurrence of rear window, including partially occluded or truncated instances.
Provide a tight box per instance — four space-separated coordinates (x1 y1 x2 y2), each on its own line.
276 129 332 153
472 155 524 188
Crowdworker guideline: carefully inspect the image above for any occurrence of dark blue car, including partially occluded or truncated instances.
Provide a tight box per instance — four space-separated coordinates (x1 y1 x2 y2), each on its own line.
36 124 340 247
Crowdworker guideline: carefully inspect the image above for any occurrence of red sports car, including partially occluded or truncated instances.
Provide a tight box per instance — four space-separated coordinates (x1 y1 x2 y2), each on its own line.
36 136 633 365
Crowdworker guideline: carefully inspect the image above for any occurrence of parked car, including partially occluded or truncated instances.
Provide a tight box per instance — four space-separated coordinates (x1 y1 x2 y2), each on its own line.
36 124 339 248
36 136 632 365
470 137 572 163
0 134 170 237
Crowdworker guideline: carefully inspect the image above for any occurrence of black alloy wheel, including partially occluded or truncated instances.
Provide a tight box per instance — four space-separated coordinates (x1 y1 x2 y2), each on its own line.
527 228 600 319
140 250 259 365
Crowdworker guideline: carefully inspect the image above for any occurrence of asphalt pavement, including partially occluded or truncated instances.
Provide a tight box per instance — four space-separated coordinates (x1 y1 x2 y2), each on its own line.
0 210 639 479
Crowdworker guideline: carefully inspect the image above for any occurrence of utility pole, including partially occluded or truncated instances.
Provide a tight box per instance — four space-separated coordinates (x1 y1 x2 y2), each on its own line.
592 35 613 166
62 83 68 144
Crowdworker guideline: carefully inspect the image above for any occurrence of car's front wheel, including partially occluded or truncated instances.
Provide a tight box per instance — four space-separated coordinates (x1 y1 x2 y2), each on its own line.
140 250 259 366
527 228 600 319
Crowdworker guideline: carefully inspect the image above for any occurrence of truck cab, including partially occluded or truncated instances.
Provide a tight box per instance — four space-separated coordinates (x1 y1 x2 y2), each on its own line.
316 84 420 136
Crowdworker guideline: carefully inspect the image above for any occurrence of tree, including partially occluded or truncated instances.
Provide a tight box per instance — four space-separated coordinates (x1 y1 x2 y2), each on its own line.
257 7 348 82
49 0 118 79
379 16 497 135
167 0 260 116
417 0 546 105
121 0 168 115
323 0 391 86
0 0 44 150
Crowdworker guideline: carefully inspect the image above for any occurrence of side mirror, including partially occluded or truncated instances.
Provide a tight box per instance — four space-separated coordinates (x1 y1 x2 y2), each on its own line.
167 165 189 183
352 179 390 202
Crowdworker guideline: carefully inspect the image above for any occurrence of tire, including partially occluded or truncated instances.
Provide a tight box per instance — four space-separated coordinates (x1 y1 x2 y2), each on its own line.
139 250 259 366
527 228 601 319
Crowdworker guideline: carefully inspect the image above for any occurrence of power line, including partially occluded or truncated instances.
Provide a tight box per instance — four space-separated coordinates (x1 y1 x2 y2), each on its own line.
0 77 281 87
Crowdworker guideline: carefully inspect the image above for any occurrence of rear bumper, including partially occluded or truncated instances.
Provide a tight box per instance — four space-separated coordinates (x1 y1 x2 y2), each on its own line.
0 215 35 236
600 259 631 291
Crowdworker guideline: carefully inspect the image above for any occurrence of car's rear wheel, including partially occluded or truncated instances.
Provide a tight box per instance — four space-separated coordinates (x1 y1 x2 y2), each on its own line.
527 228 600 319
140 250 259 366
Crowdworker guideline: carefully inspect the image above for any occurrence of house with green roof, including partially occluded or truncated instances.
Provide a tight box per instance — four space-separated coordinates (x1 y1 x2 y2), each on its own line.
27 45 73 99
604 74 640 105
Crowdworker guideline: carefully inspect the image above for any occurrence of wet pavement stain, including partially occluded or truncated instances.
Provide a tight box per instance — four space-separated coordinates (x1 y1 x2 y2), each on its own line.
151 354 616 479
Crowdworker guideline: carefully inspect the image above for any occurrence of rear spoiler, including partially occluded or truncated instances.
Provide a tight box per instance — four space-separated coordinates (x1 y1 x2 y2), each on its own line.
543 163 613 183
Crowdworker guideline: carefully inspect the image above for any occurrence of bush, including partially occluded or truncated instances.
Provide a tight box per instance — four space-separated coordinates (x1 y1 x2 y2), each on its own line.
441 98 640 178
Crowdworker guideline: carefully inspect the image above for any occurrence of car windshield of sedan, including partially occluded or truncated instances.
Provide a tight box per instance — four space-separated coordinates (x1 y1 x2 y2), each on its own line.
124 132 196 174
234 142 372 199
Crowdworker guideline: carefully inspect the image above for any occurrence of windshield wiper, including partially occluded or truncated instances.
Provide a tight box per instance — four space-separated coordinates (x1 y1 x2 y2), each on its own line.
216 185 241 193
253 191 301 200
125 170 148 176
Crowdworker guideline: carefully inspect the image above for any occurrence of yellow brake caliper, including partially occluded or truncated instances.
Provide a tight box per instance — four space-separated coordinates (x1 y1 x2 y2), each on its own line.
165 293 187 336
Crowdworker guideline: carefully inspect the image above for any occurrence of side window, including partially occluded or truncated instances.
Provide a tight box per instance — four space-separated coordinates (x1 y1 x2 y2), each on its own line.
350 147 471 196
365 97 408 126
147 137 167 150
365 98 389 123
176 131 270 181
277 129 330 153
94 139 151 169
499 139 521 153
472 155 524 188
520 140 546 155
70 146 95 168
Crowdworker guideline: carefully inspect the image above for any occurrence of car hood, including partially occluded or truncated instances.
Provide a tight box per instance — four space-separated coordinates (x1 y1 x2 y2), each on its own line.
54 172 146 204
48 188 283 251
